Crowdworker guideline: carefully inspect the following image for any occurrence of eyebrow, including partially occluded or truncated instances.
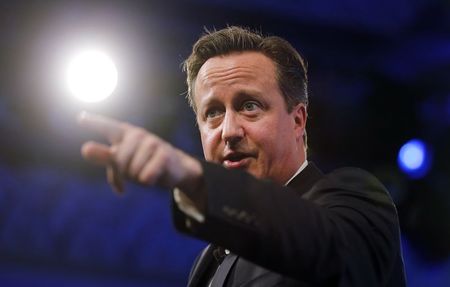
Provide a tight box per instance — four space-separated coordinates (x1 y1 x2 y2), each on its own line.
235 89 264 98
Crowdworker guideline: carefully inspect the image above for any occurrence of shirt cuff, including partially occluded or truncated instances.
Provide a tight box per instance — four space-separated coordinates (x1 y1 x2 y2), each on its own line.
173 187 205 223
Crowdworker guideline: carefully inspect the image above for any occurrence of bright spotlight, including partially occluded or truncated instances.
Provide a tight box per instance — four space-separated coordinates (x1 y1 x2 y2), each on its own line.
398 139 431 179
66 50 118 103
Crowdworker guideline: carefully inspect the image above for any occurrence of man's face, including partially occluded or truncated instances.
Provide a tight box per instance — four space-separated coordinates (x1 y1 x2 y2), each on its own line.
194 51 307 184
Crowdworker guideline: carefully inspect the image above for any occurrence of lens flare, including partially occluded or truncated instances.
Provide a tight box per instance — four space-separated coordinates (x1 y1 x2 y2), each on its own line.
398 139 431 179
67 50 118 103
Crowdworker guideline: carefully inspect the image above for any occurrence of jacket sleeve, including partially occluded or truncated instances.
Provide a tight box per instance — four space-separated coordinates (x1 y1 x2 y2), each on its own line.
172 161 403 286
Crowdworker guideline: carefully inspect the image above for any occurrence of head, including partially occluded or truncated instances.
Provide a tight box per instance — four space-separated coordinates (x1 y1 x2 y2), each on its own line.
183 27 309 183
184 27 308 114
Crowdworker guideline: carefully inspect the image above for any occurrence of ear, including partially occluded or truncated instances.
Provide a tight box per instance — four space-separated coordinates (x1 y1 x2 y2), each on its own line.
291 103 307 143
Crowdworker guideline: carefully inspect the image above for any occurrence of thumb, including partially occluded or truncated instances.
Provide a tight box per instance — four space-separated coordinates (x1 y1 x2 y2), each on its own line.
81 141 113 166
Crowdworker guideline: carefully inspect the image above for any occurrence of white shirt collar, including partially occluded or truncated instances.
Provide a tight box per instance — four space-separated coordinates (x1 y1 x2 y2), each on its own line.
285 160 308 186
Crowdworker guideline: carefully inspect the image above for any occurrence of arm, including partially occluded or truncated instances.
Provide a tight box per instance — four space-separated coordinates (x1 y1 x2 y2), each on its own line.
78 113 403 286
174 162 403 286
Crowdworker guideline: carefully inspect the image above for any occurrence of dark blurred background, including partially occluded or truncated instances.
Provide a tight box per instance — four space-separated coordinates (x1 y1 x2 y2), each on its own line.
0 0 449 286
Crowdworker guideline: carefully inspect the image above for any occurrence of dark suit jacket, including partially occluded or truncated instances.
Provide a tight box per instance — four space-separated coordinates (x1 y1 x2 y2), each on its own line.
173 162 406 286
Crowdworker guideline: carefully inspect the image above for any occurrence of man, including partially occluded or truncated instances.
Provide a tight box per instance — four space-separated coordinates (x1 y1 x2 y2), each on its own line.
78 26 406 286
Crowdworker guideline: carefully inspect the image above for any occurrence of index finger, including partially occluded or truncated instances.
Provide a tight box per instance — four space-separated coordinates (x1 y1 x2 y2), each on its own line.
77 111 125 143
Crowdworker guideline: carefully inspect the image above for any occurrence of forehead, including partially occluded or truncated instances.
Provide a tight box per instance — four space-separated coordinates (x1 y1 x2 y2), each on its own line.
198 51 276 80
194 51 278 96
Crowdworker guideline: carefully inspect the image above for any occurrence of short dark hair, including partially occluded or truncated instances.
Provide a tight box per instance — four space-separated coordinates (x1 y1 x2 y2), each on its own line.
183 26 308 113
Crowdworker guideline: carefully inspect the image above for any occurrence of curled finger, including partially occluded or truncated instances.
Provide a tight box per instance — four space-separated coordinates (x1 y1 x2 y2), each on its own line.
107 164 125 194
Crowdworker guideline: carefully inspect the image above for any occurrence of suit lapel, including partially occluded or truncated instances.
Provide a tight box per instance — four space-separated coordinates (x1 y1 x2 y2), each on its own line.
188 244 216 287
210 253 238 287
188 245 238 287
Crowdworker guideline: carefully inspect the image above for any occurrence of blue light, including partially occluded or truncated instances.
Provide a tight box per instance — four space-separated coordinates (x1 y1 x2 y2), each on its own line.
398 139 431 179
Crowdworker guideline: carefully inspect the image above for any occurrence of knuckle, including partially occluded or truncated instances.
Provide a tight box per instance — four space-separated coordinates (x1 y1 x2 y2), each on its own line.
159 147 170 161
128 165 138 179
142 136 157 150
138 170 155 185
129 160 145 179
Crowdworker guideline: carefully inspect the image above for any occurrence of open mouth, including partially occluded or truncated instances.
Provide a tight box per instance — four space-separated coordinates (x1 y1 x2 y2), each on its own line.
222 152 253 169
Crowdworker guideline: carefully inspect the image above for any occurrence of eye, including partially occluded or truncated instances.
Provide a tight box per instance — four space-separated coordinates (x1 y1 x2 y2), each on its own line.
241 101 260 112
205 108 223 119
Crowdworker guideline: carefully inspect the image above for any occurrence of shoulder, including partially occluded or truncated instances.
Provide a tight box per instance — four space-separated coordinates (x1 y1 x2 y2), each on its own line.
324 167 385 189
317 166 388 193
303 166 396 209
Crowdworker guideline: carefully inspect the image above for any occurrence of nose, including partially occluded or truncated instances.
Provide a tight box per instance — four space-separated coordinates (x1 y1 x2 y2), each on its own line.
221 111 244 147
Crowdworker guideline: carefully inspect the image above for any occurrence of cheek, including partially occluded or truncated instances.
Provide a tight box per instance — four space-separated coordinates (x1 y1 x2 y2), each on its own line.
251 120 286 157
200 133 211 160
200 128 219 161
